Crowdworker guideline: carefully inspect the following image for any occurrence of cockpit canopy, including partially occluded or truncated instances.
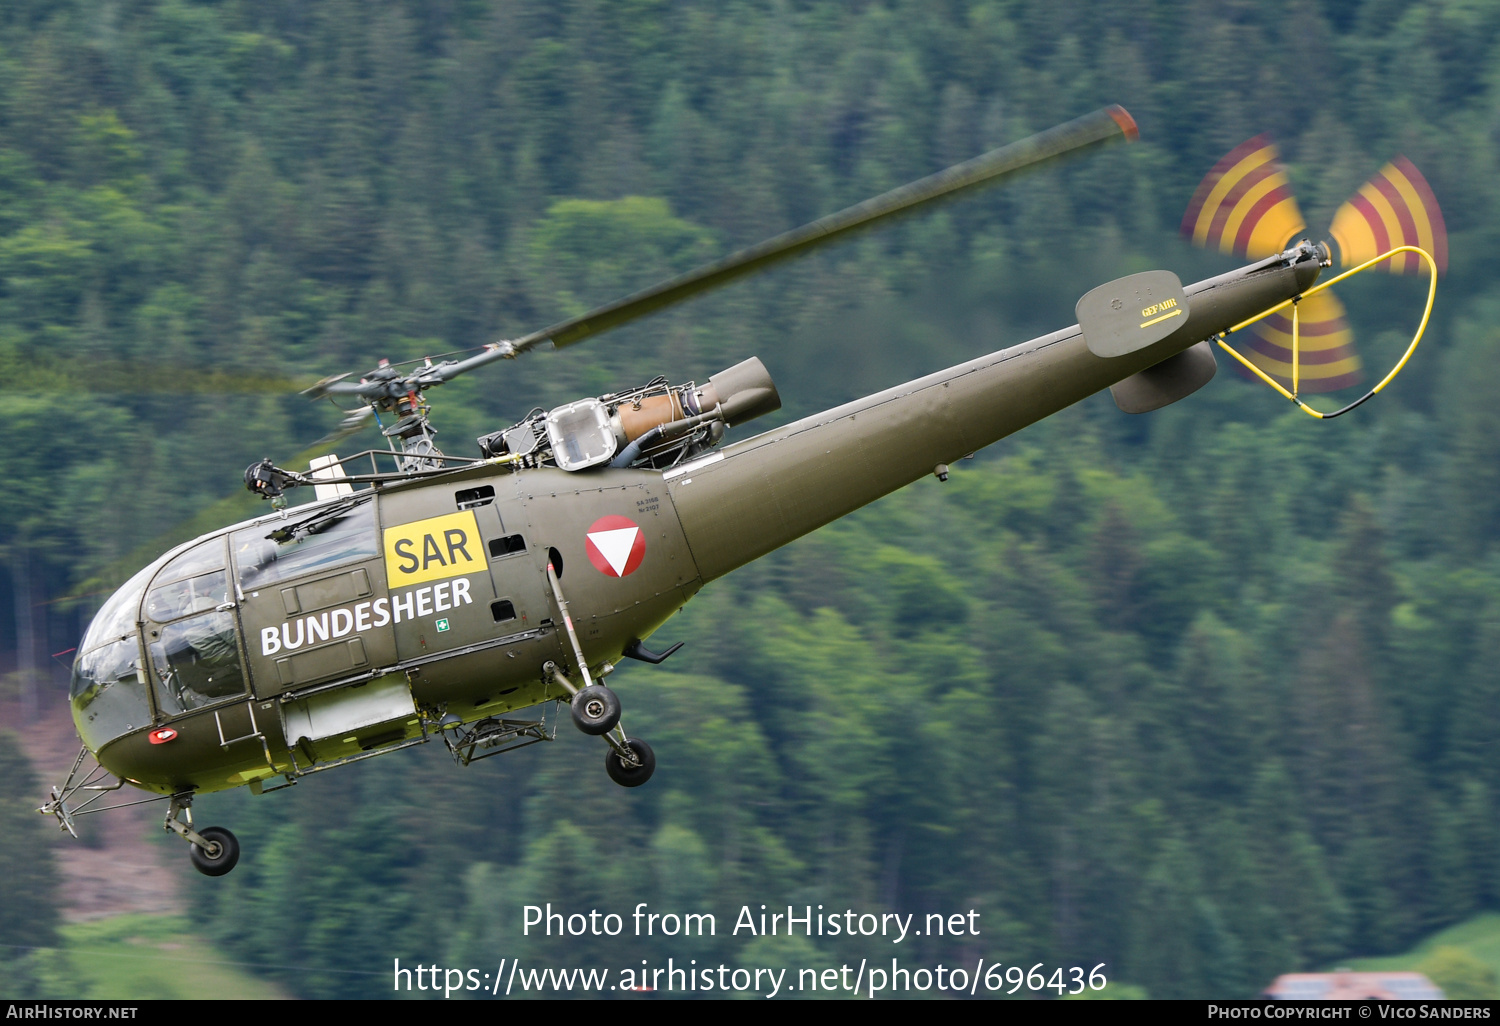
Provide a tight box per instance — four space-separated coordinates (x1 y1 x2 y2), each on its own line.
71 534 244 751
70 559 161 751
70 500 380 753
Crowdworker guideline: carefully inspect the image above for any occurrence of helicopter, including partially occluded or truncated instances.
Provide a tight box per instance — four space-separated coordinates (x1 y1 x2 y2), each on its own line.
39 105 1443 877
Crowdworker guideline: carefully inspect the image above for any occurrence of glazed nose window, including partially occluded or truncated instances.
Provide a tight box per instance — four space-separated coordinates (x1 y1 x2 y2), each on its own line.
70 638 152 751
80 562 156 654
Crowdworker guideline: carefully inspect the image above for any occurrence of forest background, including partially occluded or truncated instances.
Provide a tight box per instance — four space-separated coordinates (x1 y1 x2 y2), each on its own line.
2 0 1500 1000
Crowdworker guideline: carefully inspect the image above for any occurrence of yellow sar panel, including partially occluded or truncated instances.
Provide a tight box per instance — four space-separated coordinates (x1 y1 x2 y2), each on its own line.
382 509 488 589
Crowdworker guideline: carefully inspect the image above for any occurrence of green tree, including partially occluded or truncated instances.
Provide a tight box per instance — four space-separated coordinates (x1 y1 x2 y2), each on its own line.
1417 946 1500 1000
0 731 59 998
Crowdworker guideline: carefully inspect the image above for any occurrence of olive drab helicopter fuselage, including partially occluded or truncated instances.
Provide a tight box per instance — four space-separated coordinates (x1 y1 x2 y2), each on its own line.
42 107 1337 876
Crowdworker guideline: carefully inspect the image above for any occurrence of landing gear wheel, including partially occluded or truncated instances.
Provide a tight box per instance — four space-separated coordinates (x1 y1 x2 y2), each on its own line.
571 685 621 736
604 738 655 787
188 826 240 877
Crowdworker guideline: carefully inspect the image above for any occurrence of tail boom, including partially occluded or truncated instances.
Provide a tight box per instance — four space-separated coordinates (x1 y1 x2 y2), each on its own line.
667 246 1322 582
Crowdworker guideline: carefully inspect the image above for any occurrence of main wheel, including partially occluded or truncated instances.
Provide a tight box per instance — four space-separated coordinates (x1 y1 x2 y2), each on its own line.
604 738 655 787
571 685 621 735
189 826 240 877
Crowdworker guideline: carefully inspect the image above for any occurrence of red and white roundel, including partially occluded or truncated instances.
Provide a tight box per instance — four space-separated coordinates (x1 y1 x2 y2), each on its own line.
585 515 646 577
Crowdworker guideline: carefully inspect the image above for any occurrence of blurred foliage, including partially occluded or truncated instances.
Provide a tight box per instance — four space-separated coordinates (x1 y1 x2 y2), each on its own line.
0 914 289 1000
3 0 1500 1002
1417 946 1500 1000
0 731 58 997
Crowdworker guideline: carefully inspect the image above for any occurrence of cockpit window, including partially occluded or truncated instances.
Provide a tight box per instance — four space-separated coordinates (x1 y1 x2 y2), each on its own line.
154 537 226 588
149 610 246 714
146 570 229 623
233 500 377 591
70 638 152 751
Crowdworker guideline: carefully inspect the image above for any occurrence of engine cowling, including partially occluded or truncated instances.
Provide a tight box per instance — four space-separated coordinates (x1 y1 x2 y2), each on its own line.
477 357 781 472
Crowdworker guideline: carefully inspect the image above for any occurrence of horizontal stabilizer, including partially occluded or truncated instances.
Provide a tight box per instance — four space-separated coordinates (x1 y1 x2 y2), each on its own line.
1110 339 1218 413
1077 270 1190 358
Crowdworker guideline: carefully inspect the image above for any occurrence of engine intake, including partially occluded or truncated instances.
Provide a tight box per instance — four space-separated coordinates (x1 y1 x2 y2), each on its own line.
692 357 780 426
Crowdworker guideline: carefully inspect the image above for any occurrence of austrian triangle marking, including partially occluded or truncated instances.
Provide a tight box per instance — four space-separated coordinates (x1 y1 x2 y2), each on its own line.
587 527 640 577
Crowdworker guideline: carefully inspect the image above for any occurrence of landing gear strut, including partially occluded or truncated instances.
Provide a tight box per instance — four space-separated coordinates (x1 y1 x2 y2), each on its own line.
543 559 657 787
546 661 656 787
165 794 240 877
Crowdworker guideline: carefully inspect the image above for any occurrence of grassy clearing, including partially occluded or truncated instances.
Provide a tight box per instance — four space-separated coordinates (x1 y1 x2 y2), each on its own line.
1333 914 1500 997
1343 914 1500 976
41 914 287 1000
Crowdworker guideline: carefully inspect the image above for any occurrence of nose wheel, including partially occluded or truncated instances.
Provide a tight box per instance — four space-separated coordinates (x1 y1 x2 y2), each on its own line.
165 794 242 877
188 825 241 877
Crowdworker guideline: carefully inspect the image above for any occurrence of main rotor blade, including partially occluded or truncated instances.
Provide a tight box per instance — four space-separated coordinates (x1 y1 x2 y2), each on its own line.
508 105 1138 356
27 357 314 395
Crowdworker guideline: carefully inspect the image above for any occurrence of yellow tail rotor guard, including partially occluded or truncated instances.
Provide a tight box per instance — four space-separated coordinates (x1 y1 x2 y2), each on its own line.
1215 244 1438 419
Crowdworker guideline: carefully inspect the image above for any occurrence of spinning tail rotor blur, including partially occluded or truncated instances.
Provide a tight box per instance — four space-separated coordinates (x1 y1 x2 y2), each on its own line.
1181 136 1446 404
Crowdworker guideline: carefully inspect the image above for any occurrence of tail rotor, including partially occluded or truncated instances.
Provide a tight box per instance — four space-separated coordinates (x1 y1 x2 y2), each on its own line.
1181 137 1446 396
